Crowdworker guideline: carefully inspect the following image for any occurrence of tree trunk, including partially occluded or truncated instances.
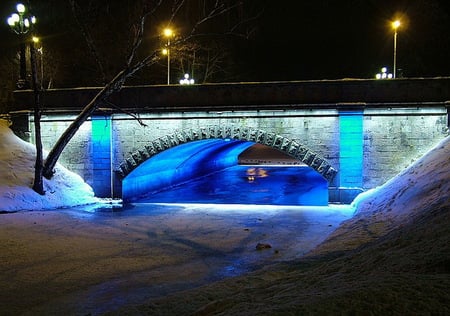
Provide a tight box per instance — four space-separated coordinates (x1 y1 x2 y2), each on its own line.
42 69 128 179
30 40 45 195
42 88 107 179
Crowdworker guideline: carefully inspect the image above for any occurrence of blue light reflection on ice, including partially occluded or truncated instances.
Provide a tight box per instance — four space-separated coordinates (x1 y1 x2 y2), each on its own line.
61 201 355 311
138 165 328 206
122 139 328 205
122 139 254 202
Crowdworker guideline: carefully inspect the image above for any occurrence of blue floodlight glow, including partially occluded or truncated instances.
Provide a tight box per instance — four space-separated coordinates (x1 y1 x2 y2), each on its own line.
138 165 328 206
122 139 329 206
91 116 112 197
339 111 363 188
123 139 254 202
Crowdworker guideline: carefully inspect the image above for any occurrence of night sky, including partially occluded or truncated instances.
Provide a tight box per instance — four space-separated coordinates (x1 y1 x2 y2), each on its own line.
1 0 449 85
250 0 450 80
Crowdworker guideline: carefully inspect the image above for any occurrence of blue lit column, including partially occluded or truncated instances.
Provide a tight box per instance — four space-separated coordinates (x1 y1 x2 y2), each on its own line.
338 110 364 190
91 115 112 197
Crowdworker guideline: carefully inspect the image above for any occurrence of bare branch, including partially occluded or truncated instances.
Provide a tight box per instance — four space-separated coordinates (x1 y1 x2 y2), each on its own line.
170 0 186 22
126 0 164 67
69 0 107 84
103 100 148 127
189 1 242 35
229 6 265 39
43 51 159 178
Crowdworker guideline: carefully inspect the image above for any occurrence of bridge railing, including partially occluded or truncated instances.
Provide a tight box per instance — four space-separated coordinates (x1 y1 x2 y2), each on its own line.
11 77 450 113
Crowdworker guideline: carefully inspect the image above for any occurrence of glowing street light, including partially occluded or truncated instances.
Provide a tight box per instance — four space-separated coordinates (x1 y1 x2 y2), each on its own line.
392 20 401 79
7 3 36 89
375 67 393 80
179 73 195 85
163 28 174 85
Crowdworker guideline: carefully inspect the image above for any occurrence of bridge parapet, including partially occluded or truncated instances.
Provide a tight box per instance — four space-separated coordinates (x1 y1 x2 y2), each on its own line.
11 77 450 113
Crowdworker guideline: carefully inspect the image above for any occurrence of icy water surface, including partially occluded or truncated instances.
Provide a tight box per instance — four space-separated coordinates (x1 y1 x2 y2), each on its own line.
137 165 329 206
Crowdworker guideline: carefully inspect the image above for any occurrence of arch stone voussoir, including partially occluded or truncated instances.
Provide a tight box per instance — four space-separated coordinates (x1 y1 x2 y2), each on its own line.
118 125 338 181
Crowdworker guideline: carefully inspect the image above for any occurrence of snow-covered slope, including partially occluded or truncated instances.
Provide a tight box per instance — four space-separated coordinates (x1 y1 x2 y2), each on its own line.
0 119 98 211
310 134 450 254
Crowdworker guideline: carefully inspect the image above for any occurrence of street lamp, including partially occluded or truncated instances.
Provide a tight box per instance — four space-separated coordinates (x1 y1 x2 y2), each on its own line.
32 36 44 89
162 28 174 85
179 73 195 85
375 67 393 79
7 3 36 89
392 20 401 79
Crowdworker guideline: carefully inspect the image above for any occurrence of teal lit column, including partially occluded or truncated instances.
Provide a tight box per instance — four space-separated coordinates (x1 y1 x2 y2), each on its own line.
91 115 112 197
339 110 363 189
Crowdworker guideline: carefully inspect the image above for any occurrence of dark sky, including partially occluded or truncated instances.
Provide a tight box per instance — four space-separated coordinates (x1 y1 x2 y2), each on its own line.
250 0 450 80
1 0 450 84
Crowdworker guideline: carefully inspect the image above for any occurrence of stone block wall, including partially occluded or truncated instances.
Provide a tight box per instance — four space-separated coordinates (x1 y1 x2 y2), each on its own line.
362 108 448 188
17 105 448 199
29 114 94 190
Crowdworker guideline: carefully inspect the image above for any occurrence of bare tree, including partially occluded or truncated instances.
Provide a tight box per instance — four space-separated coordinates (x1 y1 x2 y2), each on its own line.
42 0 261 180
42 1 161 179
69 0 108 84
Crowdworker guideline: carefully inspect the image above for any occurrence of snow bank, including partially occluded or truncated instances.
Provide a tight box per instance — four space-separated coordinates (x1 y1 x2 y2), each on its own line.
0 119 99 211
352 135 450 219
310 134 450 254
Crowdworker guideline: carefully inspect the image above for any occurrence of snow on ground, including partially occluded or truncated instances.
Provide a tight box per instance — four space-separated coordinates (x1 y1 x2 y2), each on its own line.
111 134 450 315
0 117 449 315
0 119 99 211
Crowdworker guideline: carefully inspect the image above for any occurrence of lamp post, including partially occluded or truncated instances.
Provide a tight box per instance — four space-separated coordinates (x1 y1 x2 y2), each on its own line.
163 28 173 85
7 3 36 89
392 20 401 79
32 36 44 89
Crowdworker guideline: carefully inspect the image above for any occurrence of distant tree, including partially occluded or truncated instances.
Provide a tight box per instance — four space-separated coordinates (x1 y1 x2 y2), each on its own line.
0 45 20 113
0 56 15 114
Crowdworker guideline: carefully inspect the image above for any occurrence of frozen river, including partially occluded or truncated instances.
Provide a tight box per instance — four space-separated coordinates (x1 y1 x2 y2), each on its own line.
57 202 355 314
136 165 329 206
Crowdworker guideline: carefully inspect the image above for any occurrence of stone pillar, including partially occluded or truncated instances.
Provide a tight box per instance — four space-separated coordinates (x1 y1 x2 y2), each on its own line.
447 103 450 129
8 111 31 142
338 108 364 202
91 115 112 197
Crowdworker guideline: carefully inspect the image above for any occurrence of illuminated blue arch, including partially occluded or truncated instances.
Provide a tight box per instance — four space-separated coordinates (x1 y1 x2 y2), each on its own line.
118 125 337 178
118 126 337 202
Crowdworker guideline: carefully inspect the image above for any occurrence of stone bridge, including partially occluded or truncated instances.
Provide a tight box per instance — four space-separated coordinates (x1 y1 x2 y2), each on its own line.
10 78 450 203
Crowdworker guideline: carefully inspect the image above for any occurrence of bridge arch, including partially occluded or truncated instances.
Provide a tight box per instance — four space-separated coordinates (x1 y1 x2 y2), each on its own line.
118 125 337 181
